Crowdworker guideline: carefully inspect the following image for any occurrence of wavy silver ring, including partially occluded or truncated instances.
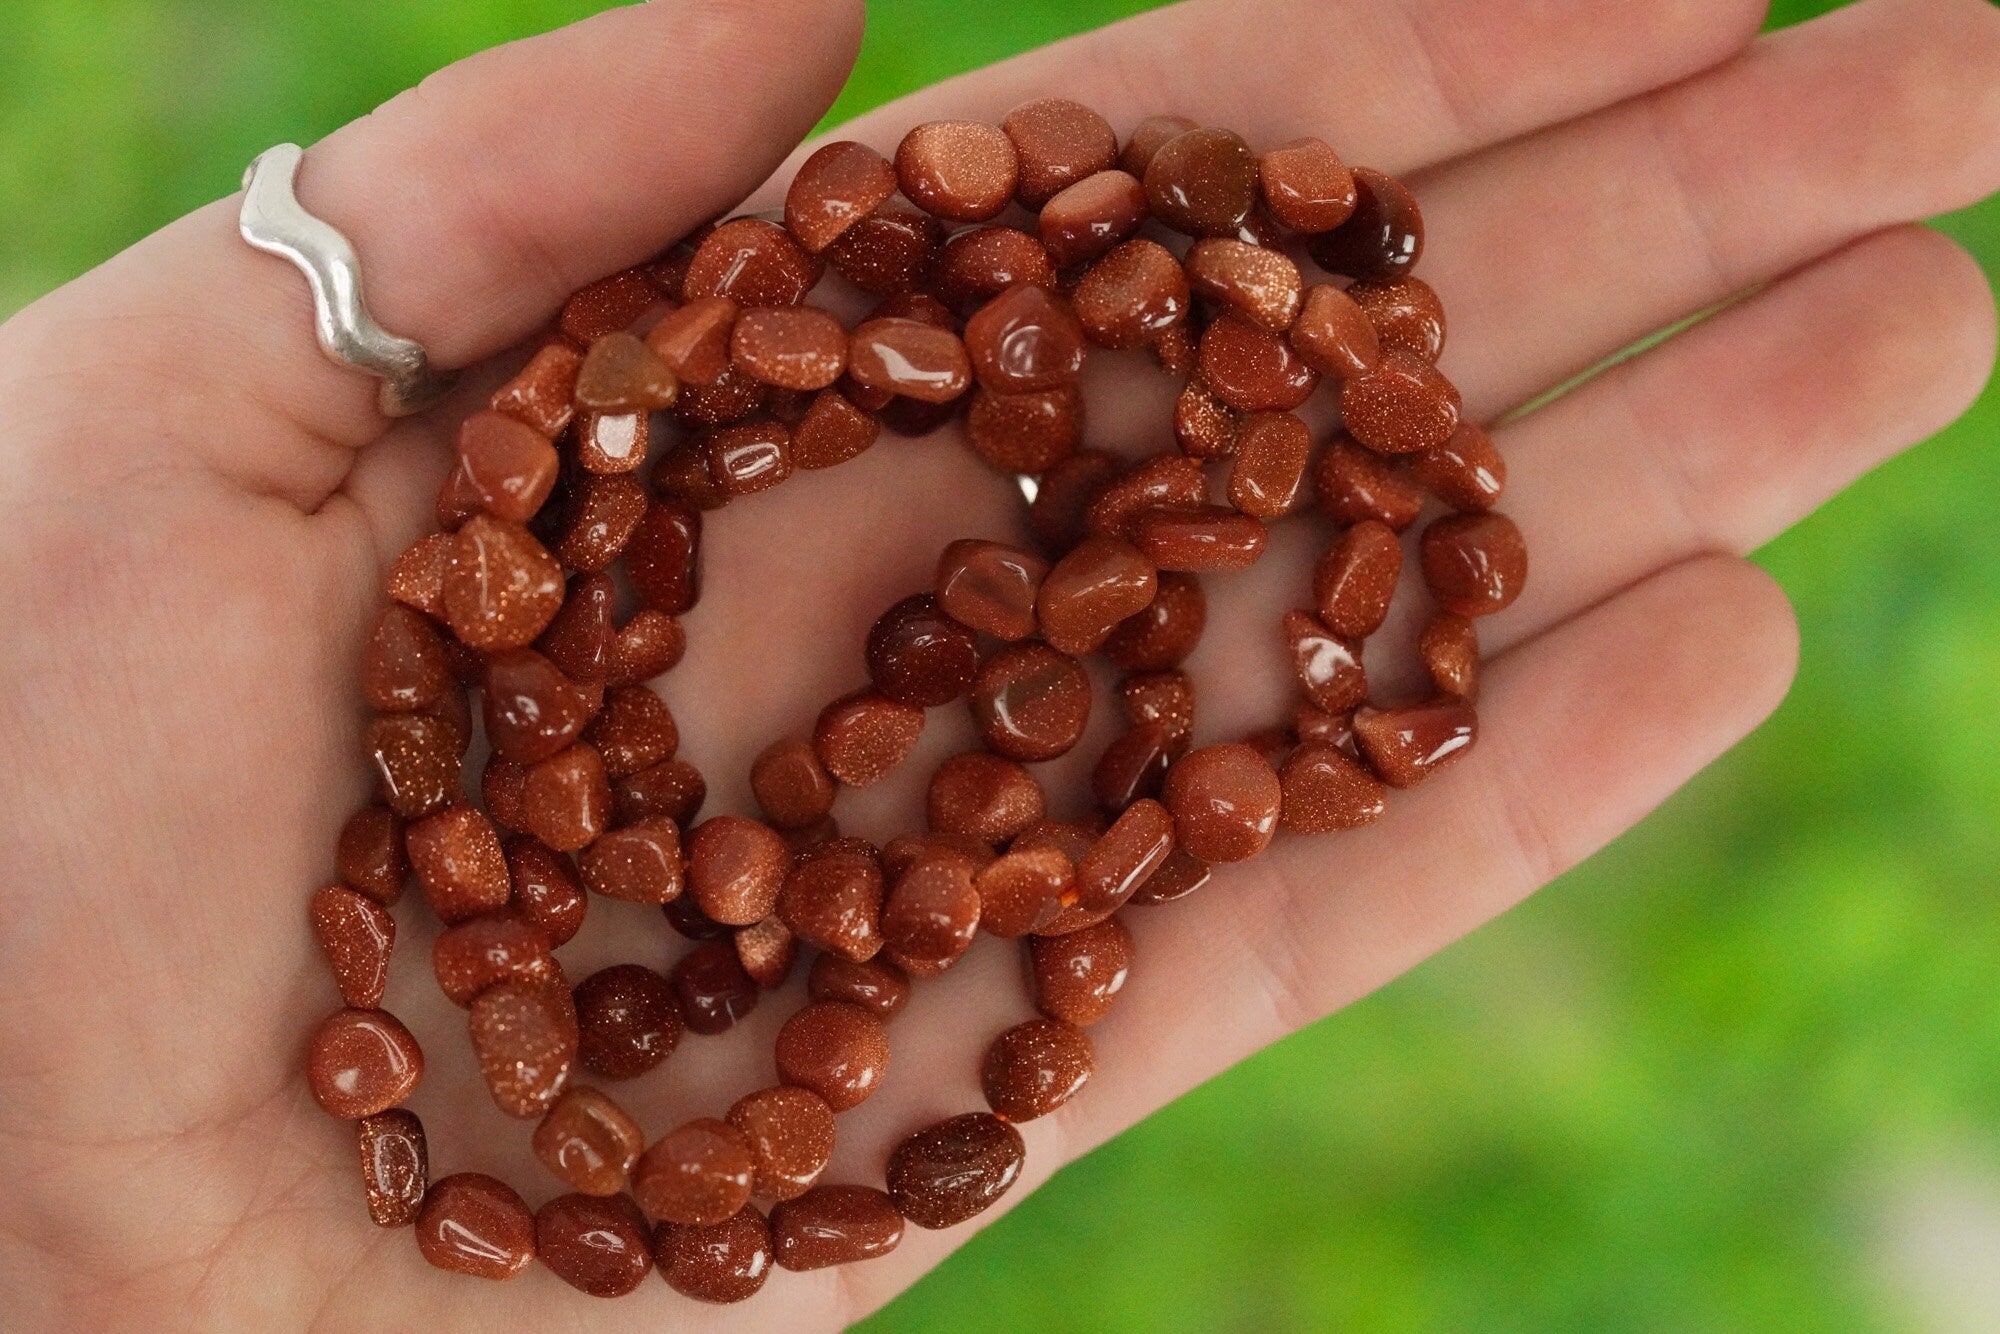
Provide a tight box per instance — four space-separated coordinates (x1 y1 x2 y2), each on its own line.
239 143 456 418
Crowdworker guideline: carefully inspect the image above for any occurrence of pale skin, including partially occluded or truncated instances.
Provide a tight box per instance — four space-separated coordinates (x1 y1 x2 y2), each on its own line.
0 0 1997 1325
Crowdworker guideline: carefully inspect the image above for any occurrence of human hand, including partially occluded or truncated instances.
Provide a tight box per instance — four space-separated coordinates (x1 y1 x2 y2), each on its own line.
1 0 1996 1327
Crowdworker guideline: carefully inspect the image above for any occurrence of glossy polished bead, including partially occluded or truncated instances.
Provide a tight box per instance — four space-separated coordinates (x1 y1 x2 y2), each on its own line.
536 1193 654 1297
1036 535 1158 656
336 804 408 905
416 1174 535 1280
1174 375 1240 459
1285 609 1367 714
896 121 1019 222
961 385 1075 474
728 1086 837 1201
1315 520 1404 639
504 838 586 947
742 739 832 831
606 610 687 687
634 1118 756 1227
614 759 705 829
576 331 679 416
1199 310 1319 412
846 318 972 403
968 641 1092 762
1071 239 1189 349
457 410 560 524
536 573 616 684
1030 916 1132 1026
1186 238 1303 332
1039 169 1148 267
1412 422 1506 513
768 390 865 473
574 963 681 1079
560 269 655 344
1420 512 1528 617
1258 136 1358 233
432 911 557 1008
357 1108 428 1227
964 283 1086 395
443 516 565 651
775 1002 890 1112
808 954 912 1020
482 648 591 764
1307 166 1424 281
887 1113 1026 1229
1315 435 1425 530
779 847 884 962
308 1008 423 1118
579 817 685 904
1128 844 1212 906
814 690 925 786
535 1086 645 1195
1003 98 1117 207
1144 127 1260 236
827 201 945 294
655 1206 775 1302
1420 612 1480 698
1119 114 1199 176
626 501 701 616
686 816 789 926
551 473 648 573
581 685 677 780
770 1185 904 1271
1130 505 1268 573
1104 573 1206 674
407 806 510 923
492 340 582 437
702 419 792 498
647 296 739 387
1223 411 1309 518
684 219 819 307
1087 455 1206 543
1278 740 1388 833
882 855 982 975
1353 700 1477 788
1119 669 1196 741
974 846 1070 938
310 885 394 1009
1348 276 1446 364
934 539 1047 640
730 307 848 391
365 713 459 818
786 140 898 254
982 1019 1094 1122
1091 724 1178 812
1290 283 1383 380
671 940 760 1036
1341 350 1460 455
734 916 799 990
386 532 453 620
469 979 577 1118
676 363 768 430
436 461 483 531
519 743 610 852
1072 797 1176 916
865 594 981 708
927 752 1046 846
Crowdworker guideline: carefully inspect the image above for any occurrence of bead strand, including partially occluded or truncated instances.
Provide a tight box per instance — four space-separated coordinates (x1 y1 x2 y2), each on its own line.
302 98 1526 1301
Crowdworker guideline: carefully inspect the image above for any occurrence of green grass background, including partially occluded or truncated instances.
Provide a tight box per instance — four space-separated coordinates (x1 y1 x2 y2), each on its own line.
4 1 1996 1328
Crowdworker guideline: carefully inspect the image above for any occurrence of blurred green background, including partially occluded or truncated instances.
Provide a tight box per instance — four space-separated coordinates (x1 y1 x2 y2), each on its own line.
4 1 1996 1328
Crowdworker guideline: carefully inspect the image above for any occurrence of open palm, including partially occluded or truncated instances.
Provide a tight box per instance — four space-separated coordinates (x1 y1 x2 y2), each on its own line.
2 0 1997 1327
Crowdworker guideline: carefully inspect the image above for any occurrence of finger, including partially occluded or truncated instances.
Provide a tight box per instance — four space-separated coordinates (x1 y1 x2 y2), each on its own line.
7 0 862 500
752 0 1766 204
1420 0 2000 421
1482 223 1997 657
839 554 1800 1320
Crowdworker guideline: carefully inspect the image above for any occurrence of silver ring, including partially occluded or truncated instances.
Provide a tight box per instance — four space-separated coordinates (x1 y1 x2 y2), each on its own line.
239 143 456 418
